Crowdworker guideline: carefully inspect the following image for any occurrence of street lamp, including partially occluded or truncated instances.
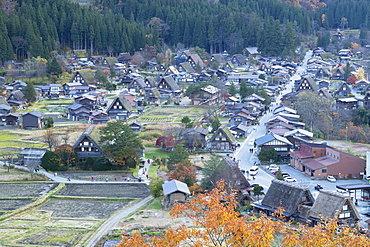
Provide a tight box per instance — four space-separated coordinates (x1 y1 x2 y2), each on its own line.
346 126 348 142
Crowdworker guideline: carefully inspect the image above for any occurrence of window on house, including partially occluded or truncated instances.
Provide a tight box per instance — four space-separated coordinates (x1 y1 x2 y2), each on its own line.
322 169 327 173
343 205 348 211
84 142 89 146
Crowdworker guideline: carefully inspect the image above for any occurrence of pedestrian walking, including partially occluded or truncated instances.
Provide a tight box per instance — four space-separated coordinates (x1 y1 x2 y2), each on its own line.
67 177 71 181
147 159 150 163
146 174 148 179
106 177 109 182
54 173 57 177
114 178 117 181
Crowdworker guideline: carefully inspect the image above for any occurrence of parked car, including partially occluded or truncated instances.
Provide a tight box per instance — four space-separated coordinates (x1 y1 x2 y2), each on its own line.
270 167 279 173
336 188 347 194
249 166 259 176
327 176 336 182
281 172 290 178
284 177 297 182
267 164 278 170
251 184 264 191
314 184 323 191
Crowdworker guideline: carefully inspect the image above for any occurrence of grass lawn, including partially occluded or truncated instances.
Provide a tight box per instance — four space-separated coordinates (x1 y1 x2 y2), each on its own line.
145 147 169 160
147 198 162 210
148 163 158 179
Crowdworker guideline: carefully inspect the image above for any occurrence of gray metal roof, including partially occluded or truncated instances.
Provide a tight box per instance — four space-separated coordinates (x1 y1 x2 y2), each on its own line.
162 180 190 196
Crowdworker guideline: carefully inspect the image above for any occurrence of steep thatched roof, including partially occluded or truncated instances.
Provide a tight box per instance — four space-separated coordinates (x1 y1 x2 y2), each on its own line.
308 190 360 220
106 94 133 112
261 180 315 216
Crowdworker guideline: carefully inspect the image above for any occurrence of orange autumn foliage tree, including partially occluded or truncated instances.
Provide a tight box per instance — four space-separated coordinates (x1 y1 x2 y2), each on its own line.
167 160 197 187
118 181 369 247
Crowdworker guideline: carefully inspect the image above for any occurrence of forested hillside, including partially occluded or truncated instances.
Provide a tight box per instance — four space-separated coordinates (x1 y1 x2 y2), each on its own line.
1 0 370 63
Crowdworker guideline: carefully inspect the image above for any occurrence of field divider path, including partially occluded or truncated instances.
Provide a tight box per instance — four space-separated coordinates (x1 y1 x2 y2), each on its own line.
85 195 154 247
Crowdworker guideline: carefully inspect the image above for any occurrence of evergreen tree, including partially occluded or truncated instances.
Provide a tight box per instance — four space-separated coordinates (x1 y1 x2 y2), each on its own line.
239 80 248 99
168 144 189 169
23 81 37 102
95 69 108 87
228 82 237 96
47 57 62 77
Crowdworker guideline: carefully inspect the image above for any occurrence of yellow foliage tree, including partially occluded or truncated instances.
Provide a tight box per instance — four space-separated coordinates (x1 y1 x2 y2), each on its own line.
356 67 365 81
118 181 369 247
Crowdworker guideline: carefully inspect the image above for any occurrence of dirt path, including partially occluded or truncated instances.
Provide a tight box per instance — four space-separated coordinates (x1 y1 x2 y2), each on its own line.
86 196 153 247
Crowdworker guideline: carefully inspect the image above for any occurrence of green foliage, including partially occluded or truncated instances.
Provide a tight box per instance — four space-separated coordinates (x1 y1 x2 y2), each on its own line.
201 155 223 190
258 147 278 162
228 82 237 96
99 121 144 169
148 177 164 198
252 184 265 198
41 151 64 171
47 57 62 77
23 82 37 102
80 156 95 170
275 168 284 181
181 116 191 124
44 117 54 129
95 69 108 86
167 145 189 168
211 116 221 132
239 81 248 99
92 157 113 171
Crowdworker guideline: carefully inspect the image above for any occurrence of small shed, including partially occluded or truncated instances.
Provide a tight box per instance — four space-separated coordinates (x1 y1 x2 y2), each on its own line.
162 179 191 209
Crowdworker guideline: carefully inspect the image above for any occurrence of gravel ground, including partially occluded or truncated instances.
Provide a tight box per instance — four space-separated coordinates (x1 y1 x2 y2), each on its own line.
58 184 151 198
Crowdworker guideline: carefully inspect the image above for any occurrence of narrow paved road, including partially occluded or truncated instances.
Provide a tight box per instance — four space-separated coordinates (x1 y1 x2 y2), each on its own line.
86 195 154 247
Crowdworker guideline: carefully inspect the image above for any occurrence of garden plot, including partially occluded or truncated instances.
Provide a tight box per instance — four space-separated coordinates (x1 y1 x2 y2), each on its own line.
58 184 151 198
0 199 34 211
45 219 99 229
58 171 133 181
0 183 58 197
18 229 86 247
0 219 42 228
37 199 128 219
0 229 28 241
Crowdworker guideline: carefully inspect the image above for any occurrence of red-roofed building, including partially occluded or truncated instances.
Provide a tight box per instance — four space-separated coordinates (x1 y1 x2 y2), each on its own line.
290 143 365 179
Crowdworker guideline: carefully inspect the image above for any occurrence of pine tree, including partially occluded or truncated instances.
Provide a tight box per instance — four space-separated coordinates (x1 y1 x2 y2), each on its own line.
240 80 248 99
23 81 37 102
47 57 62 77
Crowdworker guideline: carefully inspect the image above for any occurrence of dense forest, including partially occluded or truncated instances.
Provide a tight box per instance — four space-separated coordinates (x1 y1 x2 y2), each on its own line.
1 0 370 62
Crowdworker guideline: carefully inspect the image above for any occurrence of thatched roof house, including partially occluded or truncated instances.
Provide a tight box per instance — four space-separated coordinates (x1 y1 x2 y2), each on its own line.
308 190 360 226
253 180 315 220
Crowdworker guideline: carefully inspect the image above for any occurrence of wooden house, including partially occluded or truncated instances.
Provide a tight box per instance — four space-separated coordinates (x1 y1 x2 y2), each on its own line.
190 85 221 105
330 67 345 80
67 103 91 121
186 53 205 70
208 125 237 152
255 132 292 162
162 179 191 210
231 54 247 66
73 125 104 159
22 111 44 129
295 76 318 93
129 121 143 133
333 82 351 97
308 190 360 226
315 67 331 79
69 70 96 86
267 121 295 136
18 148 47 166
363 92 370 110
336 97 358 110
5 113 20 126
156 75 181 97
284 129 313 149
354 79 370 92
177 62 195 73
88 111 109 124
229 112 255 127
106 94 133 120
253 180 315 221
317 79 330 89
7 90 26 107
178 126 209 151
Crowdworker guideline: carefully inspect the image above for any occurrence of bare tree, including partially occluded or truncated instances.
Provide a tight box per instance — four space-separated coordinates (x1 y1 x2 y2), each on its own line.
60 131 70 144
42 129 59 151
164 126 185 139
0 149 15 172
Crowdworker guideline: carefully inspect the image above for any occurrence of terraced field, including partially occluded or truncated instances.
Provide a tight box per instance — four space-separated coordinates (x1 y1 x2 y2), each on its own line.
0 182 149 247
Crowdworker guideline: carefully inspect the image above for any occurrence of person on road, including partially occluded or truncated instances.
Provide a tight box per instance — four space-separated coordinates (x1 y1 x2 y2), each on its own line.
67 177 71 181
106 177 109 182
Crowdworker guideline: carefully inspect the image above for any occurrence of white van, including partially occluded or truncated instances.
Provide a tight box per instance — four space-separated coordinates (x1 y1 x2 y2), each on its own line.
249 166 259 176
